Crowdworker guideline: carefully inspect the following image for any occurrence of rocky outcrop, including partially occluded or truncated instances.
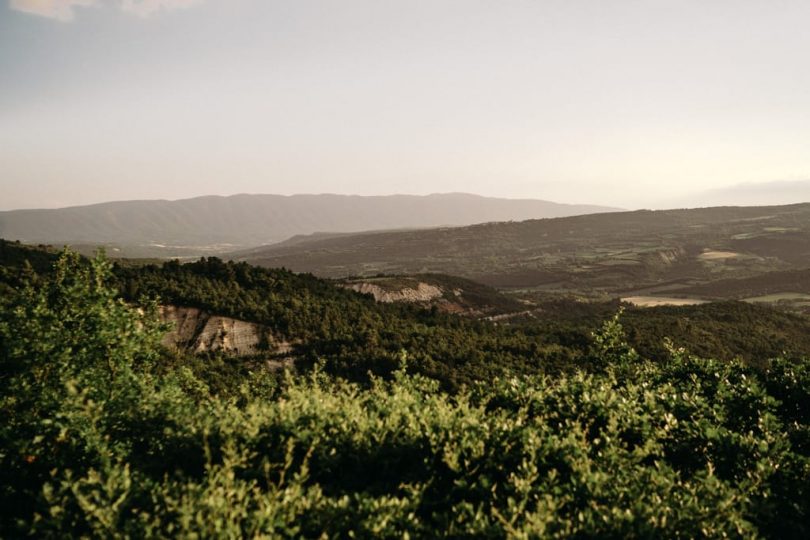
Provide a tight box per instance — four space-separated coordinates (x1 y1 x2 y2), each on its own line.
159 305 292 357
641 247 686 269
346 282 444 303
658 247 685 265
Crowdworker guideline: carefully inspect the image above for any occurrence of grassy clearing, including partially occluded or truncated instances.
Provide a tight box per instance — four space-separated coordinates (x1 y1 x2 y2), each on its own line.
698 250 742 261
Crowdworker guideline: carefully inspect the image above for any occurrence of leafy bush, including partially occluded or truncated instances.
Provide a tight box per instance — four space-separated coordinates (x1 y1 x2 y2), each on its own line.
1 251 808 537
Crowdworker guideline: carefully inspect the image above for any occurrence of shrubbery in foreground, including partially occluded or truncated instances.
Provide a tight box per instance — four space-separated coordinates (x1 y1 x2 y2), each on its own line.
1 252 808 538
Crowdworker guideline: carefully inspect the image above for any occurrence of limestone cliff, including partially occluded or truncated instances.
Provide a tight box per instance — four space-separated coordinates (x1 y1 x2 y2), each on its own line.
346 281 445 303
159 305 292 357
341 274 524 317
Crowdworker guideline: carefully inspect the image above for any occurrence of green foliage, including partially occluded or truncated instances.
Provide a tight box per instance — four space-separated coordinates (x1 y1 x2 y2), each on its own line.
9 240 810 392
1 249 809 537
590 307 639 369
522 296 810 369
0 250 168 532
112 256 580 389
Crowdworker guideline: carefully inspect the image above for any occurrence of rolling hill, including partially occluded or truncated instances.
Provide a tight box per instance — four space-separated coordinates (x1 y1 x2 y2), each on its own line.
235 203 810 296
0 193 617 255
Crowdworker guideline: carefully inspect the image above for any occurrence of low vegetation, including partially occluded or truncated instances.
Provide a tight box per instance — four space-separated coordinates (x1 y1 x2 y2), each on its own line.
1 249 809 537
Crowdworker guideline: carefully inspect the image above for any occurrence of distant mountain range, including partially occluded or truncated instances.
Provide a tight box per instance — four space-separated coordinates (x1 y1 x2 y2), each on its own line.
0 193 618 251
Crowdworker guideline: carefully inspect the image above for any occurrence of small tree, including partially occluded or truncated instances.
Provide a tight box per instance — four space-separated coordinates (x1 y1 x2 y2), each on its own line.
1 249 164 402
590 307 639 370
0 250 166 533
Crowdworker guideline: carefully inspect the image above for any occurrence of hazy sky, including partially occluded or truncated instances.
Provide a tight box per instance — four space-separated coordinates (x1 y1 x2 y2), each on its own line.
2 0 810 210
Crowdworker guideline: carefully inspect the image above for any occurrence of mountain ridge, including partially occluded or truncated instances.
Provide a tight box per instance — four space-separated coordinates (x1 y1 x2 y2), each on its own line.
0 192 619 252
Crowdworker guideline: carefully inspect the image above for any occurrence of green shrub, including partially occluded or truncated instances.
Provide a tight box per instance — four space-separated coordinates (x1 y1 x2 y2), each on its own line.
1 251 808 538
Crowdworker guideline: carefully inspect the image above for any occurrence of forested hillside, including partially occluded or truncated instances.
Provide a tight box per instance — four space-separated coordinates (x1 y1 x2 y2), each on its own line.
4 239 810 388
1 247 808 537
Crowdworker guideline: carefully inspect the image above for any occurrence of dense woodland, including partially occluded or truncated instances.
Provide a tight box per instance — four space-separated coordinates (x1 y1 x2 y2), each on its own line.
6 239 810 390
1 240 809 537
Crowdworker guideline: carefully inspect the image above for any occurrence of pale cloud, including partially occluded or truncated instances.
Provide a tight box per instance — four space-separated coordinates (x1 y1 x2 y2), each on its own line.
121 0 200 18
9 0 201 21
9 0 97 21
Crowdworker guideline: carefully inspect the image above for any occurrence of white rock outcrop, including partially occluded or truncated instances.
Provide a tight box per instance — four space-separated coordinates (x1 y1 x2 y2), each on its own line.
159 305 292 356
347 282 444 303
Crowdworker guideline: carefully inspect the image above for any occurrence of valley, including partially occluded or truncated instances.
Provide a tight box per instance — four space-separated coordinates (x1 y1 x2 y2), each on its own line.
6 1 810 534
4 215 810 537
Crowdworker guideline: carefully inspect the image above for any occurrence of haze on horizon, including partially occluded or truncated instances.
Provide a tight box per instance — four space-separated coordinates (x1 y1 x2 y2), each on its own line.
2 0 810 211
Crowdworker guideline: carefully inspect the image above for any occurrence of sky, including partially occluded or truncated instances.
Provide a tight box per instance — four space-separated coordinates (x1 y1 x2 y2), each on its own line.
2 0 810 211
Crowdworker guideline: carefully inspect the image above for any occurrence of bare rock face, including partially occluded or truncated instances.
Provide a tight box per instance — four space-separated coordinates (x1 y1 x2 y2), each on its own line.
347 282 444 303
159 305 292 356
657 247 685 265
